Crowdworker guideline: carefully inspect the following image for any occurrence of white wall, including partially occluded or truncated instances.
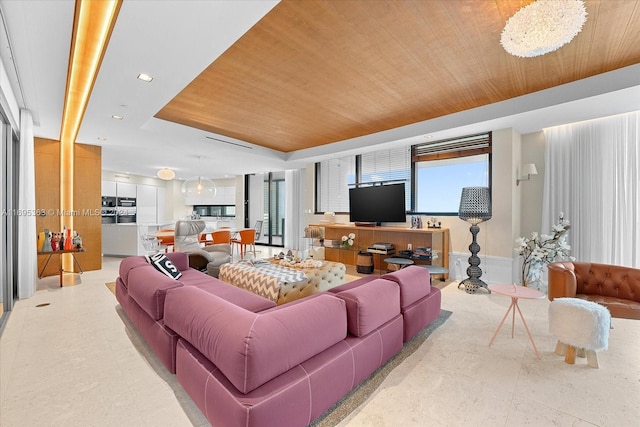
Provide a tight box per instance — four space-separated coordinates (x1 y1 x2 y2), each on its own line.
520 131 546 236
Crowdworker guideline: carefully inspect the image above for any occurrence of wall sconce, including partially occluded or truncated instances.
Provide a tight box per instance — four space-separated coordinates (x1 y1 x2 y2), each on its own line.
517 163 538 186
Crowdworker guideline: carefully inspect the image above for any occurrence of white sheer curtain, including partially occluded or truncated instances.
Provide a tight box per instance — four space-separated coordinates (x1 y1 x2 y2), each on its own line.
18 109 37 298
284 168 305 251
542 111 639 267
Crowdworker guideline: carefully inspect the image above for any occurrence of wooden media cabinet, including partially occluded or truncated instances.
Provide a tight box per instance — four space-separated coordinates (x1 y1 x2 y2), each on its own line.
316 224 449 279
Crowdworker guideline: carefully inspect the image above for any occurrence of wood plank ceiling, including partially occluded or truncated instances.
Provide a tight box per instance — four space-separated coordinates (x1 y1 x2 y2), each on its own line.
155 0 640 153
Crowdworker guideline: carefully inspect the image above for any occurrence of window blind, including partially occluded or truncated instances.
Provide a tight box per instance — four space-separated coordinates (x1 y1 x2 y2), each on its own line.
413 132 491 161
316 156 355 213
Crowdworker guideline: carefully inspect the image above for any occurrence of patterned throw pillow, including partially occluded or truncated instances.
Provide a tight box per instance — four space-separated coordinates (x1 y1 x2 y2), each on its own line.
145 252 182 279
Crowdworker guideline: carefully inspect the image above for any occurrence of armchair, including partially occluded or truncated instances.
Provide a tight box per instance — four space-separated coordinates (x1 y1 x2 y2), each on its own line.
548 261 640 319
174 220 231 277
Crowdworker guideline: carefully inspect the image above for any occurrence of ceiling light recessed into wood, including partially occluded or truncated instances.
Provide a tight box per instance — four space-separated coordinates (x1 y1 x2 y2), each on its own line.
137 73 153 82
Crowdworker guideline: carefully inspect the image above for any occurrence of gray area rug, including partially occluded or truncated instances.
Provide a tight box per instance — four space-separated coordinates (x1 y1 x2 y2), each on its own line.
311 309 453 426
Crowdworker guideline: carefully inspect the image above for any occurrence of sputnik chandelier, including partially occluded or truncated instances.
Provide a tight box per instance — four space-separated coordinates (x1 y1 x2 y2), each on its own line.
501 0 587 58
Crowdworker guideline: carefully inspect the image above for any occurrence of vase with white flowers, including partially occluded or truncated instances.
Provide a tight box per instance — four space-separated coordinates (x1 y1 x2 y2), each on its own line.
514 213 574 288
341 233 356 249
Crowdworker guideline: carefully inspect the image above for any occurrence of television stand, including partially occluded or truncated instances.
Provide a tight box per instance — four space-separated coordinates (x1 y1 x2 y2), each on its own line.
354 222 377 227
316 224 449 278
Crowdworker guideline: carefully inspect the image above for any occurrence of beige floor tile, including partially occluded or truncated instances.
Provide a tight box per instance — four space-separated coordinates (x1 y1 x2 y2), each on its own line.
2 255 638 427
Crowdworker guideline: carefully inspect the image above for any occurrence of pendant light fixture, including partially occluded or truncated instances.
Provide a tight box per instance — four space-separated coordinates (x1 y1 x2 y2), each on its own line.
181 156 216 198
181 175 217 197
501 0 587 58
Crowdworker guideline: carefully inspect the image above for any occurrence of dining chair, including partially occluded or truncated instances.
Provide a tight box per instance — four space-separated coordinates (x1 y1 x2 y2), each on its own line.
254 220 264 242
231 228 256 259
137 226 167 254
155 229 175 252
199 232 212 245
211 229 232 245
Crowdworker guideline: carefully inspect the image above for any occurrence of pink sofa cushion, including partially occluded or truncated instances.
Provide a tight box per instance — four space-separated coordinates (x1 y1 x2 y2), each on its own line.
328 276 377 294
335 279 400 337
187 280 276 312
164 286 347 394
165 252 190 271
127 266 183 320
382 265 431 308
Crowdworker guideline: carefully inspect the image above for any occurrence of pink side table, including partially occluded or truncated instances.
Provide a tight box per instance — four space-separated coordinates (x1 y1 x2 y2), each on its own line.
488 284 545 359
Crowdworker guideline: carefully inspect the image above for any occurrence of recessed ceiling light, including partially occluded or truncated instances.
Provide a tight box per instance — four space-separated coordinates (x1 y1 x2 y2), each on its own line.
97 136 107 141
112 115 123 120
137 73 153 82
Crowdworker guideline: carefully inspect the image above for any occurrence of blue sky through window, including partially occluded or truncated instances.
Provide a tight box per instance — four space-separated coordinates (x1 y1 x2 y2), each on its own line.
416 157 488 213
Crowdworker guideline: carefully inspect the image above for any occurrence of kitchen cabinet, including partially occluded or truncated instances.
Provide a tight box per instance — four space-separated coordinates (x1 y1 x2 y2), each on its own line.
116 182 137 198
183 186 236 206
102 224 139 256
136 184 157 223
102 180 117 197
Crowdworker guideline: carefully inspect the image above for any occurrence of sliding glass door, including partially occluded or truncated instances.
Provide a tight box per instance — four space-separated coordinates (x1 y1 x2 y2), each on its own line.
246 172 285 247
1 115 18 329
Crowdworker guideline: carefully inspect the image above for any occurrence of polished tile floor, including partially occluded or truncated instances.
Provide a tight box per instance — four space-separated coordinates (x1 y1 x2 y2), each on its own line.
1 254 638 426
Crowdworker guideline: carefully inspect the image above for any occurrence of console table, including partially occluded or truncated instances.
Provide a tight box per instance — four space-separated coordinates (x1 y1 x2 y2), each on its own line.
37 248 85 287
316 224 449 278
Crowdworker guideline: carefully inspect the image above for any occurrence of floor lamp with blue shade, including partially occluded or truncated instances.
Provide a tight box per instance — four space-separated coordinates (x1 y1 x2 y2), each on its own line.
458 187 492 294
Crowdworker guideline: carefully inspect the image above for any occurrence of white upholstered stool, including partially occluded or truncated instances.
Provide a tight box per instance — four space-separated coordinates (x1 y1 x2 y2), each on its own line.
548 298 611 368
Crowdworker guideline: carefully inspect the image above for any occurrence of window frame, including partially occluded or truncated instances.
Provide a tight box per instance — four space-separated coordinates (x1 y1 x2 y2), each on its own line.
411 132 492 216
315 132 492 216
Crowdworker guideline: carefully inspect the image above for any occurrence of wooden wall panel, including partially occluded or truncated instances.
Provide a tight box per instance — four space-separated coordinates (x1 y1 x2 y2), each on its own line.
34 138 102 277
73 143 102 272
35 138 62 277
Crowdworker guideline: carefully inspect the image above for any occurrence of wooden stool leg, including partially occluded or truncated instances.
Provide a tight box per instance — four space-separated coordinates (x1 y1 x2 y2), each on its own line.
565 345 577 364
586 350 600 368
577 348 586 358
555 340 567 356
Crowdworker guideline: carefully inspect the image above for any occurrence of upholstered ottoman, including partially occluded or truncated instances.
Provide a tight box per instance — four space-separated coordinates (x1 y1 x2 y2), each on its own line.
271 259 347 304
549 298 611 368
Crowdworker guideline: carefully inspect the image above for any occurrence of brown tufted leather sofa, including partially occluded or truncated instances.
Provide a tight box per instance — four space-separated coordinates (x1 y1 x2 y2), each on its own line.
548 261 640 319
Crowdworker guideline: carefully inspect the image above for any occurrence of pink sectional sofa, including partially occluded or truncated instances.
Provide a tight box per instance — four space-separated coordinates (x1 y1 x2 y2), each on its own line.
115 252 275 373
116 253 441 427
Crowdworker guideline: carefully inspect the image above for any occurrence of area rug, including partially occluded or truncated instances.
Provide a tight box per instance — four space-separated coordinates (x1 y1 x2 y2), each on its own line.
310 309 452 426
105 282 116 295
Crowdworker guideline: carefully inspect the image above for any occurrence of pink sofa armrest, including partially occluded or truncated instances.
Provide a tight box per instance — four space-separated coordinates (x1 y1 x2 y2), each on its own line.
127 266 183 320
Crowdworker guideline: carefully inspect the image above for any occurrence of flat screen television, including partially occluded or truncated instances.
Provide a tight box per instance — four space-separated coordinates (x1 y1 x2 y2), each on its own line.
349 183 407 224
